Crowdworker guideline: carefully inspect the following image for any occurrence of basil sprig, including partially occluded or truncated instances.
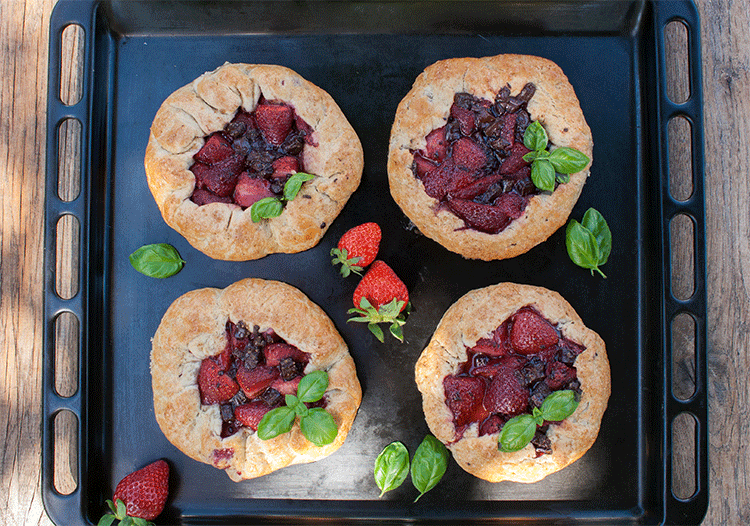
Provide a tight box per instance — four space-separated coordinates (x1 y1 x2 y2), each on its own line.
374 441 410 497
410 435 449 502
498 390 579 453
522 121 590 192
250 172 315 222
256 370 338 446
565 207 612 278
129 243 185 278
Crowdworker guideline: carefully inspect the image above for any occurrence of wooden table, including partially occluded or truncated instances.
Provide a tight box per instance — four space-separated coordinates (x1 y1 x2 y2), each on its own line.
1 0 746 524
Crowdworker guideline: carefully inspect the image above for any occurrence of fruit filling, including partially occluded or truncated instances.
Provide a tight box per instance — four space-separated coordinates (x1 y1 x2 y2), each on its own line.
412 84 549 234
197 320 320 438
443 306 584 455
189 97 316 208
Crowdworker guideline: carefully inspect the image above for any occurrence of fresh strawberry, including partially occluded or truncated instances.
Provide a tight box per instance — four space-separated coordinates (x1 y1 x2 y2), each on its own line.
197 357 239 405
510 308 559 355
450 105 475 135
264 343 310 367
271 156 300 179
348 261 409 342
236 365 280 399
194 133 233 165
331 222 382 277
499 142 531 174
255 102 294 146
234 401 274 431
103 460 169 523
451 137 486 171
446 197 513 234
423 126 448 162
443 375 486 427
484 370 529 416
545 361 577 390
233 172 274 208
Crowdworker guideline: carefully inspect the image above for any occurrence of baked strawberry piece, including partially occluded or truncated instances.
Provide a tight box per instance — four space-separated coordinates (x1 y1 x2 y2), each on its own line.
443 306 583 455
189 98 313 208
195 320 313 438
411 86 545 234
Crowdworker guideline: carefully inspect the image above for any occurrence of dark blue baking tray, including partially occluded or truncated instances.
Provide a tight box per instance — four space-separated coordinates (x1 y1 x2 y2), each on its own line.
43 1 707 524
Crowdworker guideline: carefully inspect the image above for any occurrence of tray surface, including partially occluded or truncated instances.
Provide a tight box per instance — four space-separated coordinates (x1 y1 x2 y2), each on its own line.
43 1 707 524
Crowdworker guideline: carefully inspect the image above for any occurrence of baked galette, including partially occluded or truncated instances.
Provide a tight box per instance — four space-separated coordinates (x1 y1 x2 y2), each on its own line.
151 278 362 481
145 63 363 260
415 282 609 483
388 54 592 260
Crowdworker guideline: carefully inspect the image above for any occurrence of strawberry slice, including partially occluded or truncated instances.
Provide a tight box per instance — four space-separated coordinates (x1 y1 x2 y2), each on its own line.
500 112 517 148
447 197 513 234
271 376 302 395
469 337 503 356
194 133 233 164
193 154 244 197
234 401 274 431
420 160 458 200
448 172 505 200
510 308 559 355
233 173 274 208
493 192 526 219
107 460 169 522
191 189 234 206
197 357 239 405
413 152 438 179
264 343 310 367
255 102 294 146
443 375 486 427
331 222 382 277
451 137 486 172
424 126 448 162
236 365 280 399
450 105 475 135
545 361 577 390
484 371 529 416
499 142 532 174
479 415 505 436
473 355 523 378
271 156 300 179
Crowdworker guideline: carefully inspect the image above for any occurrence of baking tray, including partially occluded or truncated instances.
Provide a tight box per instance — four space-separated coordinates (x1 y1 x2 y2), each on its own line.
42 0 708 524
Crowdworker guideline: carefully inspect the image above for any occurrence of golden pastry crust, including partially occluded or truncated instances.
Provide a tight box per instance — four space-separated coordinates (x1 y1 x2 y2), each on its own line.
388 54 593 261
145 63 363 261
414 282 609 483
151 278 362 481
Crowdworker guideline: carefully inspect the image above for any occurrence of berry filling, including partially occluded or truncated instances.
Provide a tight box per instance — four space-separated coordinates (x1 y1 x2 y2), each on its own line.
443 306 584 455
412 84 551 234
189 97 316 208
197 321 322 438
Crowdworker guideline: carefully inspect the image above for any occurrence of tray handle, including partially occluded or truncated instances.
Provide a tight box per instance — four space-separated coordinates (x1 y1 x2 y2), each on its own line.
43 1 98 525
655 1 709 525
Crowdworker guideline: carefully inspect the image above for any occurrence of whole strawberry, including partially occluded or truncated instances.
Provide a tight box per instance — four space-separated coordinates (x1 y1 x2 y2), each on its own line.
99 460 169 525
348 260 409 342
331 222 381 277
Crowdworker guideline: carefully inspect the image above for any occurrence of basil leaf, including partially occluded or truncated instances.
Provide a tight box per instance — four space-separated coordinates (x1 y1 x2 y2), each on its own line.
374 441 410 497
498 414 537 452
300 407 338 446
410 435 449 502
556 173 571 184
129 243 185 278
523 120 548 151
250 197 283 222
297 370 329 403
531 159 556 192
257 406 296 440
522 149 548 163
285 394 300 409
548 147 590 174
540 390 579 422
531 406 544 426
581 208 612 266
283 172 315 201
566 219 601 269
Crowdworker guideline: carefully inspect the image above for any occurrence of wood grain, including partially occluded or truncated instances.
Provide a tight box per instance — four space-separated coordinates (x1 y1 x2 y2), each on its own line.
0 0 747 524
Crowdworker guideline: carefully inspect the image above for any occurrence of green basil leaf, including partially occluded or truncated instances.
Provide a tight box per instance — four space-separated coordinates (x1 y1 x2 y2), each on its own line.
548 147 590 174
565 220 601 272
285 394 300 408
581 208 612 266
531 159 556 192
498 414 537 452
294 403 309 418
540 390 579 422
374 441 410 497
257 406 296 440
300 407 338 446
410 435 449 502
523 120 548 151
531 406 544 426
522 149 548 163
250 197 283 222
129 243 185 278
283 172 315 201
297 371 329 403
556 173 571 184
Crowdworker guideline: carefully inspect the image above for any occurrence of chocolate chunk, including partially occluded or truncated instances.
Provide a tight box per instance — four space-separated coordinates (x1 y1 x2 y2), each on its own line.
530 382 552 408
279 357 300 381
261 388 283 406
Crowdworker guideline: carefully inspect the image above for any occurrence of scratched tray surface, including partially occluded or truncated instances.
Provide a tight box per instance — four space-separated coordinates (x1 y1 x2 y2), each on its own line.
43 1 707 524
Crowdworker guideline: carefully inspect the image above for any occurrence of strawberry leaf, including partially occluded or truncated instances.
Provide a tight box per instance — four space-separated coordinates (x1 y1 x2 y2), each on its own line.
368 322 385 342
97 515 116 526
389 322 404 342
330 247 364 278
